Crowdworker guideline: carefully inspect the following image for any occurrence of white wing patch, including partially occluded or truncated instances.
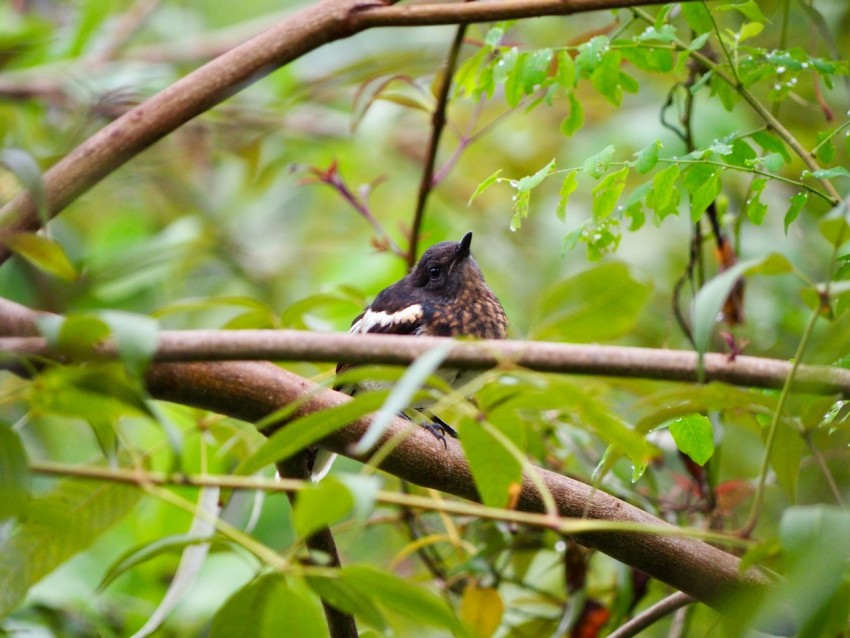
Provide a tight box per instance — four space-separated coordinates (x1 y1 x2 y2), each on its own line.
350 303 423 334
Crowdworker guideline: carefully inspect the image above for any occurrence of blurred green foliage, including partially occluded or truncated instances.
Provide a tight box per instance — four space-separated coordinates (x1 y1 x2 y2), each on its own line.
2 0 850 636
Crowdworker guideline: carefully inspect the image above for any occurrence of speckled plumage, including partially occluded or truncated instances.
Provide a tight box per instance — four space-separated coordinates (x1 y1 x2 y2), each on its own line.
312 232 507 480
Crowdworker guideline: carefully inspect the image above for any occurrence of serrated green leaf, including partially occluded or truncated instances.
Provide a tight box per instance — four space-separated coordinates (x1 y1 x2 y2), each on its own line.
555 50 576 90
745 177 769 225
591 166 629 220
690 171 721 221
468 169 503 205
0 477 141 618
591 50 623 105
668 414 714 465
583 145 616 179
293 477 355 538
340 565 466 636
5 233 77 282
633 140 661 174
784 193 808 234
560 92 584 136
510 190 531 231
461 415 522 508
647 164 680 219
521 48 553 94
751 130 791 163
517 159 555 193
0 425 29 521
210 574 326 638
556 170 579 221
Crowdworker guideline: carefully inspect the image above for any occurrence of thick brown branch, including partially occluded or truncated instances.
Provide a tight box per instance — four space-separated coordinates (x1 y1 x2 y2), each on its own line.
0 0 675 263
142 360 790 634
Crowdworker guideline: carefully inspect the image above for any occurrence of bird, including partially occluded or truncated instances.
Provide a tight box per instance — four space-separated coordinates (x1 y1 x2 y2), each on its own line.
311 231 508 479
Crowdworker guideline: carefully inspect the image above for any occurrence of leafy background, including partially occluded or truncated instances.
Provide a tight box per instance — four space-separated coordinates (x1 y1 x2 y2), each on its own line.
2 0 850 636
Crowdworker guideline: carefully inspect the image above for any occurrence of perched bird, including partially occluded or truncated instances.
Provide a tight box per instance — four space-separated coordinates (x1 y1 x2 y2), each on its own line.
311 231 508 478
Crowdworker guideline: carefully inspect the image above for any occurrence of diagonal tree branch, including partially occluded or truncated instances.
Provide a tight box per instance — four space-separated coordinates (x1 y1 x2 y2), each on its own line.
0 298 793 634
141 360 791 635
0 0 676 263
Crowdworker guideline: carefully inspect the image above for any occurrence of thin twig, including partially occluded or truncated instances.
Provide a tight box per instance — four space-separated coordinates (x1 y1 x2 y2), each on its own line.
408 23 468 267
606 592 695 638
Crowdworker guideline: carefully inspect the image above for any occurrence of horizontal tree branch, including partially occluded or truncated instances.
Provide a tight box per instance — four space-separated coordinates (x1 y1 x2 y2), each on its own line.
0 0 673 263
0 317 847 396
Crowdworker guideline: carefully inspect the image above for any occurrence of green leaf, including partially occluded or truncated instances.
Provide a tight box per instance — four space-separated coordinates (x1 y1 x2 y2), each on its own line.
692 254 793 354
773 507 850 636
0 148 48 224
688 32 711 51
293 477 355 538
0 425 29 521
582 145 616 179
510 190 531 231
633 140 661 174
646 164 680 220
745 177 769 225
556 170 579 221
516 158 556 192
667 414 714 465
340 565 465 636
807 166 850 180
520 48 553 94
461 415 523 508
0 477 141 618
306 575 388 631
100 533 224 591
591 166 629 220
560 92 584 136
238 391 387 476
5 233 77 282
690 171 721 222
769 422 804 501
484 26 503 48
784 193 808 234
468 169 503 205
682 3 714 34
210 574 327 638
717 0 768 23
99 310 159 377
529 261 652 342
751 130 791 163
555 50 576 90
591 50 623 105
353 343 453 453
460 585 504 638
818 199 850 245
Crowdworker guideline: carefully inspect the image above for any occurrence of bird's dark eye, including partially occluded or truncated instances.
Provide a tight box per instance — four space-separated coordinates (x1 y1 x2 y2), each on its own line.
428 265 442 280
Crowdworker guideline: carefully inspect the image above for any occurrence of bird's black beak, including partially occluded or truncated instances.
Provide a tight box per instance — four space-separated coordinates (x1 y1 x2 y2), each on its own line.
457 231 472 260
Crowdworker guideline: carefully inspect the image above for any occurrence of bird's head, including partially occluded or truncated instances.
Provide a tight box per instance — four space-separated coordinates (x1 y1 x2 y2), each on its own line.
410 231 483 298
